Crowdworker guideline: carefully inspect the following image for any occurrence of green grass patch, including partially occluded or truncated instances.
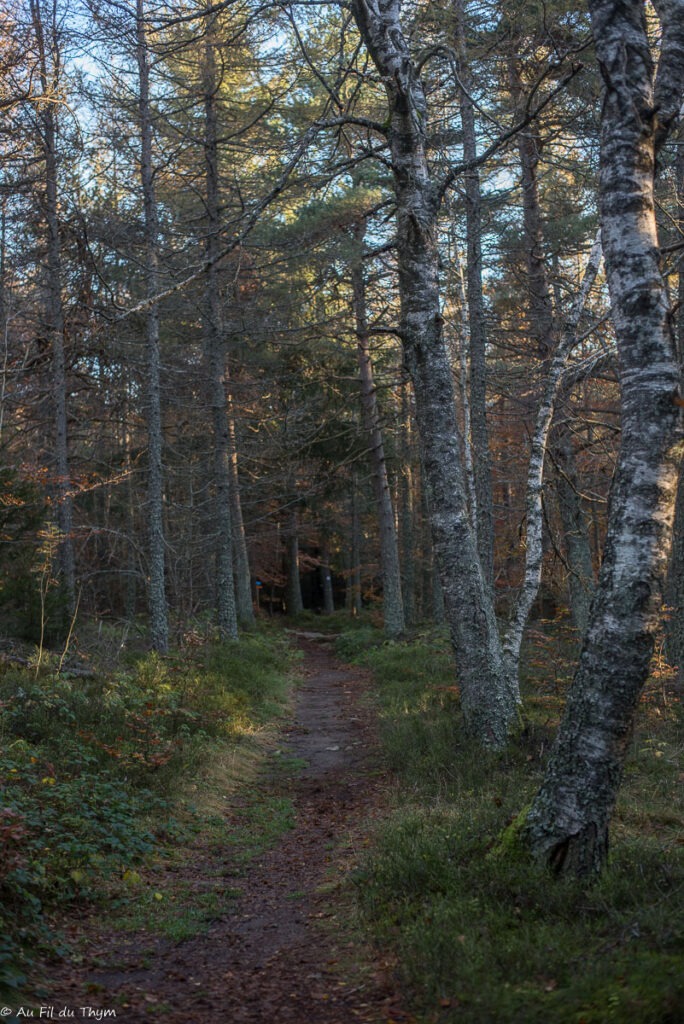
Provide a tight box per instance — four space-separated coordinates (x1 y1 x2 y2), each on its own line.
0 630 295 996
352 628 684 1024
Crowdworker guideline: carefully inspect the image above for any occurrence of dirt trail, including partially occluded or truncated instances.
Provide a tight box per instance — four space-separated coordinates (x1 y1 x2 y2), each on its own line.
43 634 408 1024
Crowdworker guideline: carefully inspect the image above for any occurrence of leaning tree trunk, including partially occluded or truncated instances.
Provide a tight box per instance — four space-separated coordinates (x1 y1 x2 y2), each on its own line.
351 220 405 637
136 0 168 652
351 0 517 745
523 0 684 875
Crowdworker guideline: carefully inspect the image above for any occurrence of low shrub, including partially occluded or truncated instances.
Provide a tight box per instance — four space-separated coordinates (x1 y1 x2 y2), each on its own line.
355 629 684 1023
0 631 294 996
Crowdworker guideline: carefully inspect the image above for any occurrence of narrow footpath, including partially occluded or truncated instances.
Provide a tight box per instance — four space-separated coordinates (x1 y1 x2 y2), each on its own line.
43 634 409 1024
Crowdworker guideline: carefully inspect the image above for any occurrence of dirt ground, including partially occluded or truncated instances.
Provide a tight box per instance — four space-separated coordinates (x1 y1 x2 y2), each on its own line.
38 634 410 1024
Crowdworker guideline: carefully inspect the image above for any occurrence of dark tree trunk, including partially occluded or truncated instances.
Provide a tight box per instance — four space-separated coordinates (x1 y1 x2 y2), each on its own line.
552 416 595 634
227 402 254 626
351 221 405 637
30 0 76 615
665 128 684 682
136 0 168 652
399 382 416 626
285 506 304 616
202 10 238 640
320 537 335 615
455 0 494 586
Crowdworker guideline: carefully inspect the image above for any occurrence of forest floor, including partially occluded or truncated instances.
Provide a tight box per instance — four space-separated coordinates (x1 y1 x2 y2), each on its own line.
36 633 410 1024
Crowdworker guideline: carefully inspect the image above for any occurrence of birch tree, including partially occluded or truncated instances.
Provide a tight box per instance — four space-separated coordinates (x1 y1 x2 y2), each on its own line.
349 0 517 745
522 0 684 875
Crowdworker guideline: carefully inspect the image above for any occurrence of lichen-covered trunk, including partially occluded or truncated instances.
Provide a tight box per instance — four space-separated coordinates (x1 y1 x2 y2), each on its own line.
523 0 684 875
351 223 405 638
136 0 168 652
351 0 517 745
203 13 237 641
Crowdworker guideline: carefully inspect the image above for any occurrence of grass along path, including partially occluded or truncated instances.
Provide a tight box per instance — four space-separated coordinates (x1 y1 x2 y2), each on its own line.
31 634 406 1024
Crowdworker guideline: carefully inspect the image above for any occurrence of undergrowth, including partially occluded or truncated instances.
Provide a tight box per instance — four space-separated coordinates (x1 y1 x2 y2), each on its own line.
346 625 684 1023
0 630 294 996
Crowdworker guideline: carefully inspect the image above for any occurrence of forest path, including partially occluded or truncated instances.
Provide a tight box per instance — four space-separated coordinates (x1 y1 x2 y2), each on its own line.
44 633 408 1024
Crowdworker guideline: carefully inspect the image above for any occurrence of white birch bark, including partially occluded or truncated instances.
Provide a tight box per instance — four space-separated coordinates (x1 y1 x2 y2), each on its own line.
350 0 516 745
502 236 602 686
523 0 684 875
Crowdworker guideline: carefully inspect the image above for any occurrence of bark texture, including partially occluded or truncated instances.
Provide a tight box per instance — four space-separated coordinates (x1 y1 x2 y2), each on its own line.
285 506 304 616
136 0 168 652
523 0 684 875
502 237 602 685
665 128 684 680
202 12 238 640
350 0 517 744
455 2 494 584
227 404 255 626
351 222 405 637
31 0 76 613
552 415 595 634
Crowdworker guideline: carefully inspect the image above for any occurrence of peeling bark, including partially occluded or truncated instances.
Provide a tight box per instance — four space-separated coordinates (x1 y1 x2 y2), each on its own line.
523 0 684 875
30 0 76 614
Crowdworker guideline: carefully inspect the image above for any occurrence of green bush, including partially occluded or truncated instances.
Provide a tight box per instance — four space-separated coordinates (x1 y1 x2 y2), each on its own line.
0 631 294 996
355 631 684 1023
